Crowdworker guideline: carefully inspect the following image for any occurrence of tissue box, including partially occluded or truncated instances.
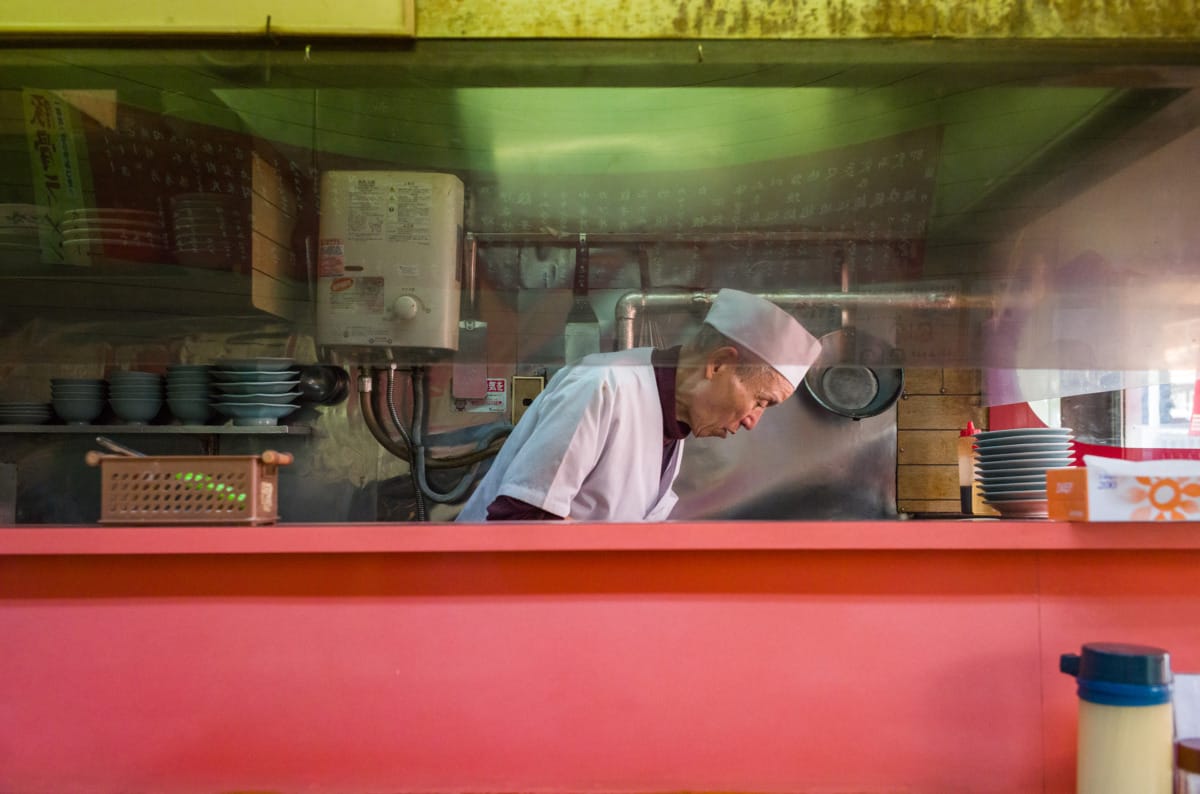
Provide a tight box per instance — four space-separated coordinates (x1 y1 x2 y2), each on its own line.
1048 456 1200 522
1047 467 1089 521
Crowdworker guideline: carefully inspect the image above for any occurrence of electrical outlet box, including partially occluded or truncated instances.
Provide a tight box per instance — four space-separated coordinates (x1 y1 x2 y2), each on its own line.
511 376 545 425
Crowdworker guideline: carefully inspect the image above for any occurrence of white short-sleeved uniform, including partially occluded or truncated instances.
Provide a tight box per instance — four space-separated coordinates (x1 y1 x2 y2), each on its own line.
456 348 683 522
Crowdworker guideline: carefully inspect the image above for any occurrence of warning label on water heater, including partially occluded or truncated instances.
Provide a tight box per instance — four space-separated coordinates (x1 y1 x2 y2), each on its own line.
387 180 433 244
344 177 434 245
318 238 344 277
347 179 387 241
326 276 385 314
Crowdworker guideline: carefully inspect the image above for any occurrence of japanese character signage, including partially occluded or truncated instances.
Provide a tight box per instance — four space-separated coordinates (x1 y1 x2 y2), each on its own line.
471 125 942 285
74 100 315 276
22 89 84 262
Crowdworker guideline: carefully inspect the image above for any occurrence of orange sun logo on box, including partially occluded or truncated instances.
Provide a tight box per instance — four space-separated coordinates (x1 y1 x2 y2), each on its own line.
1125 476 1200 521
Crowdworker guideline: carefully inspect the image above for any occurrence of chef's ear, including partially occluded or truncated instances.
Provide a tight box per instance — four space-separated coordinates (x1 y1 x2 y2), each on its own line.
706 345 741 377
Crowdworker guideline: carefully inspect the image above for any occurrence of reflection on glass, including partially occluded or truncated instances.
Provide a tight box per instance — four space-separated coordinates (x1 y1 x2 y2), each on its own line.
1125 371 1200 450
0 42 1198 377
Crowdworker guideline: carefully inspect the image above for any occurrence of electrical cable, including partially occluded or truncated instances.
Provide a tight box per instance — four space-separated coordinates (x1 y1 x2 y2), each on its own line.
357 370 413 463
360 368 508 468
356 368 429 520
386 366 427 522
410 365 511 504
360 365 514 512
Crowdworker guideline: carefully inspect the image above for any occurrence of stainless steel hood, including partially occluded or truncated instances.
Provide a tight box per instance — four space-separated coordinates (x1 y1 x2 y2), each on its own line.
1 39 1198 382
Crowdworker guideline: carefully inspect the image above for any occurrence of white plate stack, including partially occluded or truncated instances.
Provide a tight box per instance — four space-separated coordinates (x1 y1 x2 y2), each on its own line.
974 427 1076 518
61 208 168 267
169 193 246 270
0 204 59 266
209 357 302 426
0 401 52 425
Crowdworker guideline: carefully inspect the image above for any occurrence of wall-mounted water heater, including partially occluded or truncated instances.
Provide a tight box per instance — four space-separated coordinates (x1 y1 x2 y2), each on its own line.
316 171 464 359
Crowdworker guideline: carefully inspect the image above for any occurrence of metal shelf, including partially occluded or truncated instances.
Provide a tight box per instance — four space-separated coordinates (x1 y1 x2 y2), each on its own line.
0 424 311 435
0 262 310 322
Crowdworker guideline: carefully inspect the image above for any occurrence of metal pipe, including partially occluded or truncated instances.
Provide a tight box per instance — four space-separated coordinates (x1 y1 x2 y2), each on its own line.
471 230 896 245
614 289 995 350
386 367 427 521
463 232 478 314
94 435 146 457
838 250 853 329
357 370 414 463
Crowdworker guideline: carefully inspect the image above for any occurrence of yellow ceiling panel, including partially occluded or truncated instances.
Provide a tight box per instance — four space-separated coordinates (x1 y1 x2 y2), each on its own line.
2 0 413 37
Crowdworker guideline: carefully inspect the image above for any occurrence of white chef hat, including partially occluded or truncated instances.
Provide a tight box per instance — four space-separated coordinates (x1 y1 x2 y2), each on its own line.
703 288 821 389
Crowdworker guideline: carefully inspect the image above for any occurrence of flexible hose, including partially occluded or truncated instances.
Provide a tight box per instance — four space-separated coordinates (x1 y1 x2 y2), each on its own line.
386 367 427 522
357 369 428 520
358 371 412 463
428 437 508 468
360 368 507 469
415 367 511 468
411 366 509 504
359 365 515 511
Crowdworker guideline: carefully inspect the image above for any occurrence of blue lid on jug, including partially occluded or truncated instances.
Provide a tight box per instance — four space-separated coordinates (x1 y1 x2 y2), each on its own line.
1060 642 1172 706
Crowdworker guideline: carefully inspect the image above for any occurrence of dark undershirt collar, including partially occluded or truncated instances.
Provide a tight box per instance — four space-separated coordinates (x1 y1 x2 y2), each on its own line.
651 346 691 441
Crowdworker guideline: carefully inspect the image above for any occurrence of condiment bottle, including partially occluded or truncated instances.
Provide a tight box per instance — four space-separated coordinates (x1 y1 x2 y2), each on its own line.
957 422 996 516
1061 642 1174 794
958 422 976 514
1178 738 1200 794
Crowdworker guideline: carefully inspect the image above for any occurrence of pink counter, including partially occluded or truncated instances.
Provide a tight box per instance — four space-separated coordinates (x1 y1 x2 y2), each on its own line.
3 520 1199 793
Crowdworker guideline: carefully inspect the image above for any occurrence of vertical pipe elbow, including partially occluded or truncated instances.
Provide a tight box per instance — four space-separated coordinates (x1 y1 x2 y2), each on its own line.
614 290 646 350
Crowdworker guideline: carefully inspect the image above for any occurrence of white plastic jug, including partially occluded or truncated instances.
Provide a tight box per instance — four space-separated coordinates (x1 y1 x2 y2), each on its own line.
1060 642 1174 794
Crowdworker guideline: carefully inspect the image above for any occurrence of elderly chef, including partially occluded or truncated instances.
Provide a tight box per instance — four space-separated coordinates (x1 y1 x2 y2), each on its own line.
456 288 821 522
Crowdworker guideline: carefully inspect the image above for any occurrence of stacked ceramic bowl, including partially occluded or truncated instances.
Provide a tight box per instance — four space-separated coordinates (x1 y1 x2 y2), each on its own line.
107 370 164 425
0 401 52 425
974 427 1076 518
50 377 106 425
210 357 301 426
165 364 214 424
62 208 168 267
170 193 244 270
0 203 58 266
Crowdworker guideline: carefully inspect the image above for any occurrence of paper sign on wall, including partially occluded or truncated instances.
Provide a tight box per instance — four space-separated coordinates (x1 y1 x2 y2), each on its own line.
465 378 507 413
